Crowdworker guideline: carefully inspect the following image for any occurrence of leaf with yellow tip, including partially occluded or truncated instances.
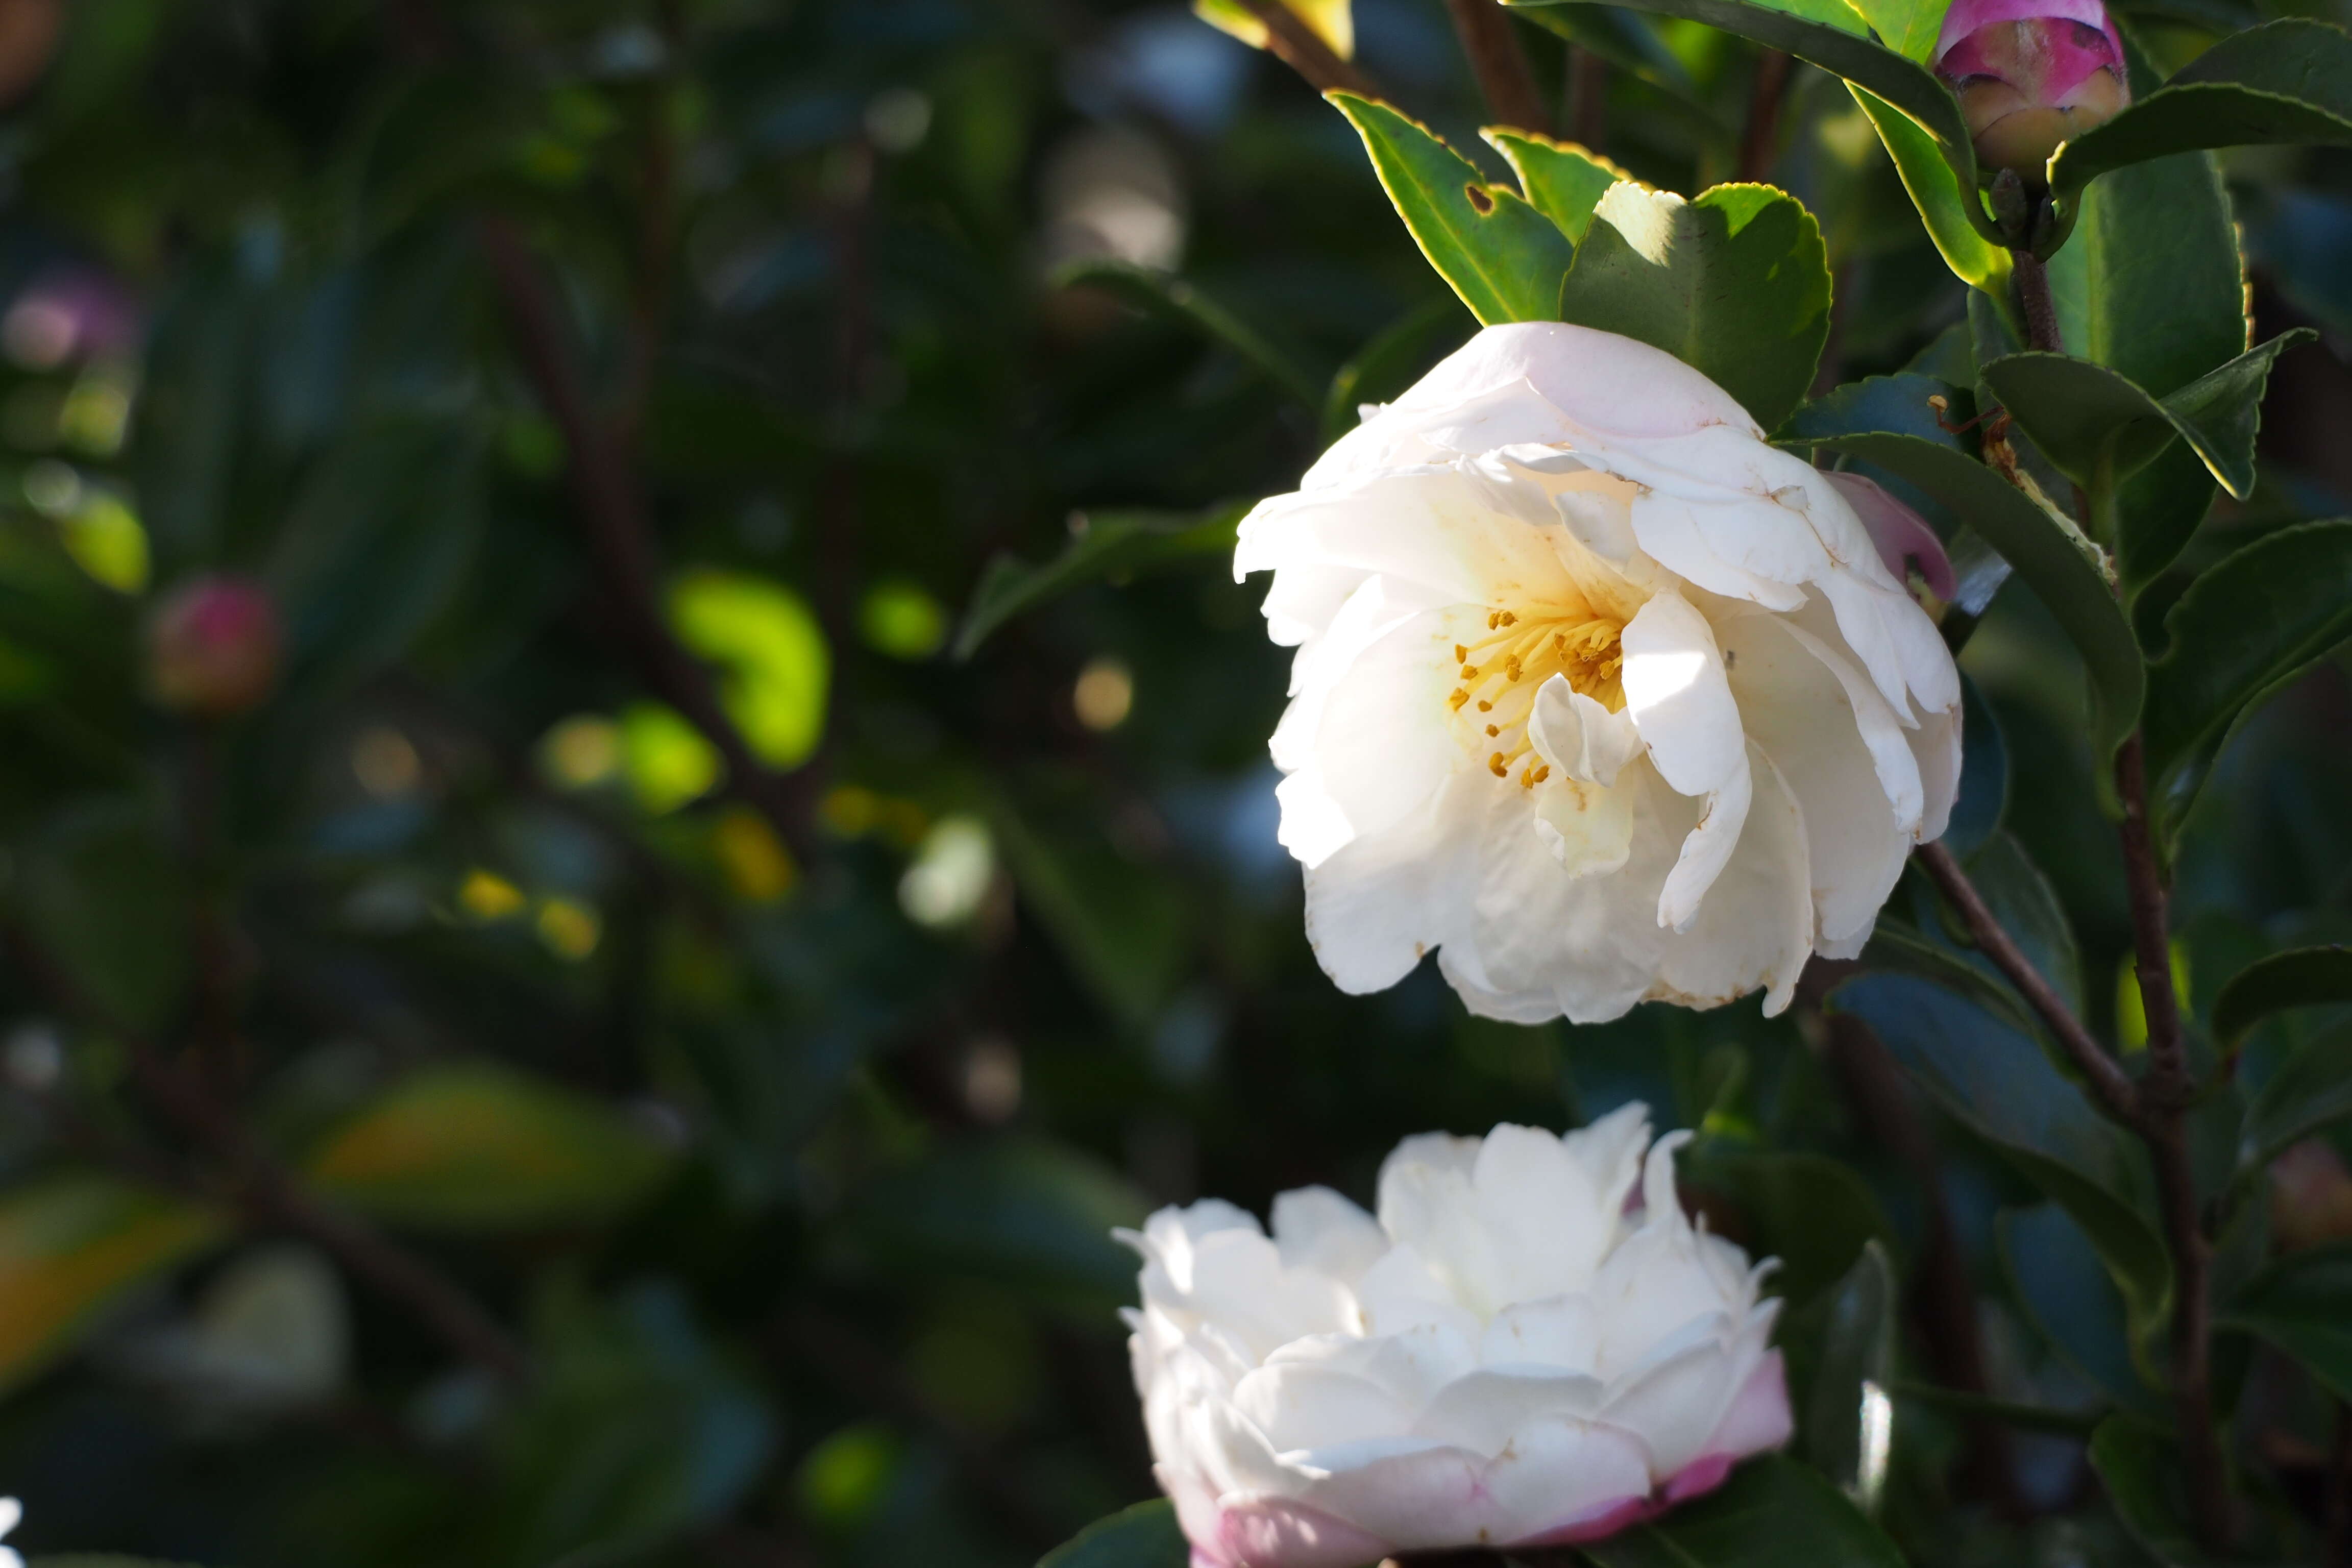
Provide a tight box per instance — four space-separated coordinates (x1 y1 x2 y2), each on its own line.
0 1176 224 1394
1193 0 1352 57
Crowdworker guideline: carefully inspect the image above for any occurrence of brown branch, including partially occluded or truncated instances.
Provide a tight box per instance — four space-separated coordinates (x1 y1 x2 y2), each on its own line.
1442 0 1552 133
2012 247 2063 357
1236 0 1381 97
1915 842 2141 1125
1738 50 1793 183
476 218 821 866
1566 45 1608 151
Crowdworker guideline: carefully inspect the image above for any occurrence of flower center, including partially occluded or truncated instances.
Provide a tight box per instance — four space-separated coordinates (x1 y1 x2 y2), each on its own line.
1447 605 1626 788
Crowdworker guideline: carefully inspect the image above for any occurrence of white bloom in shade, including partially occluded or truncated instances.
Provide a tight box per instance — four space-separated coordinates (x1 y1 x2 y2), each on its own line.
1121 1108 1791 1568
1239 322 1961 1021
0 1496 22 1568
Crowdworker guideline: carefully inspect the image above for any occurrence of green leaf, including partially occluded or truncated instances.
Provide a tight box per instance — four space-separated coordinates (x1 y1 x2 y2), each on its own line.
2214 945 2352 1056
1802 1243 1898 1514
1833 974 2172 1337
2219 1241 2352 1403
1556 182 1831 433
2047 153 2247 403
1857 922 2040 1041
1482 129 1628 242
1683 1150 1896 1309
842 1139 1148 1310
1848 86 2011 300
953 503 1245 661
0 1175 224 1395
667 570 830 771
1038 1500 1189 1568
1576 1454 1906 1567
988 793 1190 1028
1886 1380 2106 1436
1330 93 1576 326
1999 1204 2162 1413
1511 5 1725 124
2142 520 2352 844
1850 0 1949 63
2242 1021 2352 1173
1980 333 2312 502
16 798 191 1033
302 1062 673 1230
1322 297 1471 446
2088 1418 2220 1568
1781 429 2139 767
2115 442 2218 594
2049 19 2352 247
1780 371 1968 448
1964 830 2082 1021
1508 0 1992 243
1943 674 2009 858
1054 257 1323 413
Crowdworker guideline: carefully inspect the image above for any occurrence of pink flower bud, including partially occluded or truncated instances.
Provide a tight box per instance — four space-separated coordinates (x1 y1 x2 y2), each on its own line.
146 575 283 717
1933 0 2130 180
1825 471 1957 605
2271 1140 2352 1253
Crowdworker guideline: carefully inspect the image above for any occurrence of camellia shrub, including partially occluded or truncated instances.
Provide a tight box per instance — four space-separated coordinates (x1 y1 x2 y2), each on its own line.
0 1 2346 1566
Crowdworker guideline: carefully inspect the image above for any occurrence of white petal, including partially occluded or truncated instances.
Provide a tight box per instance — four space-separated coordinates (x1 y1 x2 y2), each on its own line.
1563 1101 1652 1217
1234 1359 1421 1452
1479 1294 1602 1373
1621 593 1743 797
1908 697 1963 845
1655 749 1751 933
1531 776 1634 879
1650 745 1814 1015
1598 1336 1745 1478
1529 677 1641 786
1271 1187 1388 1284
1299 772 1485 994
1413 1368 1607 1452
1484 1419 1656 1546
1355 1245 1486 1345
1237 464 1580 610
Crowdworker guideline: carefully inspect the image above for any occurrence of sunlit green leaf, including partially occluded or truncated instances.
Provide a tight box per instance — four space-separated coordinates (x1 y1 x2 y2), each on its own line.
620 701 723 815
1482 129 1628 242
667 570 829 771
0 1175 223 1395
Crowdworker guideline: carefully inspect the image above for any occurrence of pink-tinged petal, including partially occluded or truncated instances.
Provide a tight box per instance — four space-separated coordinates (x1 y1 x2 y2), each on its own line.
1933 0 2121 66
1513 1492 1663 1547
1690 1351 1797 1468
1823 472 1956 604
1663 1454 1736 1503
1212 1497 1396 1568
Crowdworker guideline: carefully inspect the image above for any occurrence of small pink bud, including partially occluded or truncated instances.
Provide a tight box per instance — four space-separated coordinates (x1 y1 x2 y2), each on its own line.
1826 472 1957 605
1933 0 2130 180
146 575 283 717
2270 1140 2352 1253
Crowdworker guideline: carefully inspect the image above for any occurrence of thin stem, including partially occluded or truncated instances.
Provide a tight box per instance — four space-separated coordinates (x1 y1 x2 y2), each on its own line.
1738 50 1793 183
477 219 821 865
1915 842 2140 1125
1441 0 1552 133
1236 0 1381 97
1567 44 1608 151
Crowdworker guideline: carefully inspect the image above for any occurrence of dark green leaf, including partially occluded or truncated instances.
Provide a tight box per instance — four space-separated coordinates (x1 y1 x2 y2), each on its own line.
841 1139 1148 1310
1998 1205 2162 1414
1834 974 2171 1335
2214 945 2352 1055
1510 4 1723 123
952 503 1245 661
1038 1500 1188 1568
2244 1021 2352 1175
1508 0 1993 244
1980 334 2311 502
1780 372 1967 449
1964 831 2082 1020
1054 258 1323 413
2220 1242 2352 1403
1802 1242 1897 1513
1856 922 2038 1040
2049 19 2352 246
1780 430 2139 767
2115 441 2217 593
1483 129 1627 243
302 1062 673 1230
1942 674 2008 859
2087 1418 2218 1568
2046 153 2247 403
988 794 1191 1029
1885 1380 2106 1436
16 798 190 1032
1576 1453 1906 1567
1330 94 1577 326
2143 520 2352 844
1557 182 1831 433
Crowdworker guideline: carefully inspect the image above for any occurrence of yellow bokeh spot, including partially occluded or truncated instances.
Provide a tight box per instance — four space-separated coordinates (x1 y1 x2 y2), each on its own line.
821 784 879 838
713 805 797 903
536 898 601 960
458 869 527 922
60 370 133 456
859 578 948 660
541 715 623 790
667 570 829 770
1073 656 1134 731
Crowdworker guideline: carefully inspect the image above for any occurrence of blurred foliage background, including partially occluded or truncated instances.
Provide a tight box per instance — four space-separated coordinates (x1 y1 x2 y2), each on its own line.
0 0 2340 1564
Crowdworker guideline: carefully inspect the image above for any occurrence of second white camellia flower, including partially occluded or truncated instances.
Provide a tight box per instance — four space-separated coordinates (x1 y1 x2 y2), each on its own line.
1123 1109 1790 1567
1239 322 1963 1021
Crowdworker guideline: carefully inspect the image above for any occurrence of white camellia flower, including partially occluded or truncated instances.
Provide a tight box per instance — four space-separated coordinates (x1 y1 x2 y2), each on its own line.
0 1496 22 1568
1122 1108 1789 1568
1239 322 1962 1021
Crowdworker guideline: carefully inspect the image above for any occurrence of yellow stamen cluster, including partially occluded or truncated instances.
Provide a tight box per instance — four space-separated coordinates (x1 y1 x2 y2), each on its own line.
1446 605 1625 789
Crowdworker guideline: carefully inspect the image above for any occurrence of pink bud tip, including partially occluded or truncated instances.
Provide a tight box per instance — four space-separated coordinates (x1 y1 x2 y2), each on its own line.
146 575 283 717
1932 0 2129 178
1825 472 1957 605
